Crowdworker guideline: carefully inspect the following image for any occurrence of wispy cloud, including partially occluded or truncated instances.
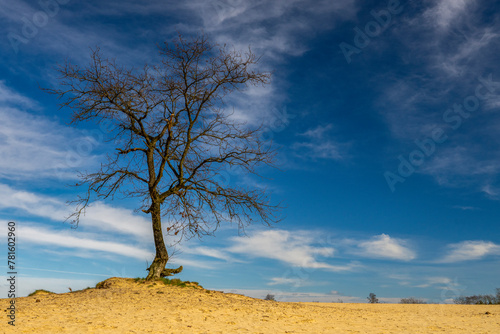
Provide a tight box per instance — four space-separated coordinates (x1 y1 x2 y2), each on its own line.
413 276 460 289
267 277 306 287
0 183 69 220
406 0 498 78
223 287 360 303
0 184 154 262
292 125 347 160
0 83 102 181
180 0 357 130
452 205 479 211
388 274 464 296
420 146 500 187
191 0 357 59
228 229 356 271
422 0 471 31
481 184 499 197
183 246 237 262
0 80 38 108
378 0 500 191
439 240 500 262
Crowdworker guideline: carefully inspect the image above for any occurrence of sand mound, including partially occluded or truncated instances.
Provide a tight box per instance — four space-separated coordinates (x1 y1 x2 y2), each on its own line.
1 277 499 333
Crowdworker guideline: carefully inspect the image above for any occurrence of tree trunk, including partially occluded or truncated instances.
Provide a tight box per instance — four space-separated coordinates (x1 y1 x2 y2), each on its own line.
146 202 169 280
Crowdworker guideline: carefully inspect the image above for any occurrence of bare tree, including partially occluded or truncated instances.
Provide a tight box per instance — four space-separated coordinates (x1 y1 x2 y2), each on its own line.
264 294 276 301
46 34 280 280
367 293 379 303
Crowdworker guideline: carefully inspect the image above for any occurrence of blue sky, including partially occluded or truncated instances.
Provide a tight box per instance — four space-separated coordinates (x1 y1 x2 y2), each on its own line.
1 0 500 304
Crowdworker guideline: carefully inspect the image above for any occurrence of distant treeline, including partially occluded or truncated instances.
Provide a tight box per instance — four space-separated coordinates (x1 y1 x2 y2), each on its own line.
400 297 426 304
454 288 500 305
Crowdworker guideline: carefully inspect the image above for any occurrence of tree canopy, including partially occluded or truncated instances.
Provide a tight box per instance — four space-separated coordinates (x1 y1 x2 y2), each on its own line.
47 34 281 279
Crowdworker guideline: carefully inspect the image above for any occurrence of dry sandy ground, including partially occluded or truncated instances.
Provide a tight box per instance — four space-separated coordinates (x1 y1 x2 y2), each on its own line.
1 277 499 333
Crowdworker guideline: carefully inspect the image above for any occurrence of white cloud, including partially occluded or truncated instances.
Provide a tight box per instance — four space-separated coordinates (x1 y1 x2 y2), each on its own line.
79 202 152 241
353 234 416 261
227 229 356 271
439 240 500 262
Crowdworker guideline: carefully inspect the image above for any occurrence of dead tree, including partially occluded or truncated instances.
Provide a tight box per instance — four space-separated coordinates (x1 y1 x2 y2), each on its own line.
47 34 280 280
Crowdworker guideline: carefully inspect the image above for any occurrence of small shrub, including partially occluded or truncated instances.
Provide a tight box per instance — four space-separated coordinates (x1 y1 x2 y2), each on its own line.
70 287 92 293
95 280 112 289
28 289 55 297
159 277 187 287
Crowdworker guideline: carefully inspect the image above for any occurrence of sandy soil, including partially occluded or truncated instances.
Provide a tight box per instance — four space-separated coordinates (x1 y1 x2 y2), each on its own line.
1 277 499 333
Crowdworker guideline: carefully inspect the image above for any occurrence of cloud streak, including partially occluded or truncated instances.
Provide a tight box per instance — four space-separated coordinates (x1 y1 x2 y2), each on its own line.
292 125 347 160
0 183 152 240
18 224 151 260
